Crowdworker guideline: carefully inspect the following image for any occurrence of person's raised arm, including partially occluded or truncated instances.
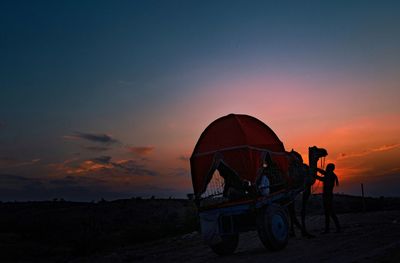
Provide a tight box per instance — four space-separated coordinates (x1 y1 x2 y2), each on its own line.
313 168 325 181
316 168 327 175
313 173 325 181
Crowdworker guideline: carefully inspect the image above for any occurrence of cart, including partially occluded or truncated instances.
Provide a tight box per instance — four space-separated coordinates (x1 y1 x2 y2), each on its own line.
190 114 305 255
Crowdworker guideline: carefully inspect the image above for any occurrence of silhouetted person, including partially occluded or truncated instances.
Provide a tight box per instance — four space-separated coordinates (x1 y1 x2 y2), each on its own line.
315 163 341 233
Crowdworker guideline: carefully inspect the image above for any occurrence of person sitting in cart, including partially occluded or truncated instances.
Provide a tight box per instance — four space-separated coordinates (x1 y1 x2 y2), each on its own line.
217 161 247 200
257 153 285 193
314 163 341 233
257 163 271 196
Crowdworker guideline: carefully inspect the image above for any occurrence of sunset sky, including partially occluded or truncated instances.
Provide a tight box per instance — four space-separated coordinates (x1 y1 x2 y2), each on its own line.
1 1 399 201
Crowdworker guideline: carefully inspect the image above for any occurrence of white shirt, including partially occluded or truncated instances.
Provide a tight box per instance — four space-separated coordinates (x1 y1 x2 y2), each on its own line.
259 175 270 196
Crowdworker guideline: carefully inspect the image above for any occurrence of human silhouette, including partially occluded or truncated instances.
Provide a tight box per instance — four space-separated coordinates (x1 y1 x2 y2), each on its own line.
315 163 341 233
256 163 270 196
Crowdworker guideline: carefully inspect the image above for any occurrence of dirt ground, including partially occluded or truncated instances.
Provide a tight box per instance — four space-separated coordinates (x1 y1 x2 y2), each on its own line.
74 210 400 263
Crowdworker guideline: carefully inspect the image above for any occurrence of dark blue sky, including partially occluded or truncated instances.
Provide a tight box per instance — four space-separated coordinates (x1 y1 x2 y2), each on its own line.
1 1 400 200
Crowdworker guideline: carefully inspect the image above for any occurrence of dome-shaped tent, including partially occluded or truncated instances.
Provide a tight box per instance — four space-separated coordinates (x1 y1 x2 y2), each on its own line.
190 114 290 197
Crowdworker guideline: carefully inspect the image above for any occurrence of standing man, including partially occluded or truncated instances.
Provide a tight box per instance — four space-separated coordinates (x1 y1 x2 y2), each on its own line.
315 163 341 233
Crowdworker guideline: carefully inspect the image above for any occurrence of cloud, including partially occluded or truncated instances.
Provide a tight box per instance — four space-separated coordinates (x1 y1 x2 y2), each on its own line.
82 146 110 152
170 167 189 177
0 157 40 168
113 159 158 176
127 146 155 156
64 132 118 144
92 156 112 164
374 144 400 152
178 155 190 162
50 156 158 177
337 143 400 160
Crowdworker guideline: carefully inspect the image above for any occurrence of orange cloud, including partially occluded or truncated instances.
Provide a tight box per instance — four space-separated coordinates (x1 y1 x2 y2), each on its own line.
127 146 155 156
337 143 400 160
48 156 159 178
48 158 111 175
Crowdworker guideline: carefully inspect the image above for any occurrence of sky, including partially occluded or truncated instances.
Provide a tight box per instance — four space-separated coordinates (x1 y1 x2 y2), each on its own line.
0 0 399 201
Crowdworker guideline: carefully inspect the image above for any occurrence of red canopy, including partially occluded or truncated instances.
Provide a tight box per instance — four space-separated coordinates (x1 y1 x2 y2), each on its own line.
190 114 289 196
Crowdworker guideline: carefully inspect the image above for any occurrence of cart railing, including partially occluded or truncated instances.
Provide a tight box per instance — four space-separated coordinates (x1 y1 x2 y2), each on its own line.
199 186 303 212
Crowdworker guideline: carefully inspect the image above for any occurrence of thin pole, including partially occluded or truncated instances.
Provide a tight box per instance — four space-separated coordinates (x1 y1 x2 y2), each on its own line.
361 183 366 212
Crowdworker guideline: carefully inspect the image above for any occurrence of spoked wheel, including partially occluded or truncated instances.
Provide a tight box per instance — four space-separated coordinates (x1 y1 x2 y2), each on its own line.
257 204 289 251
209 234 239 256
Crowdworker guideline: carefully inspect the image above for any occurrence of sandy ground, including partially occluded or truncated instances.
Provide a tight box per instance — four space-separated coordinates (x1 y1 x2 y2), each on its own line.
75 210 400 263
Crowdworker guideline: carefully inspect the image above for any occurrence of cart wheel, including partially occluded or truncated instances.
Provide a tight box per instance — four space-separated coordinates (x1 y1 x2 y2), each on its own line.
209 234 239 256
257 204 289 251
